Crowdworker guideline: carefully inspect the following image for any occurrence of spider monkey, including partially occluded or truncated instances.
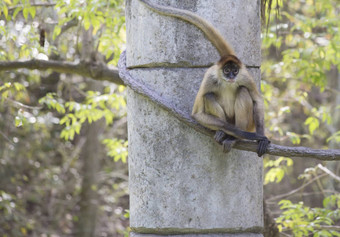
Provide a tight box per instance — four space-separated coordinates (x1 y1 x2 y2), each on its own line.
138 0 270 157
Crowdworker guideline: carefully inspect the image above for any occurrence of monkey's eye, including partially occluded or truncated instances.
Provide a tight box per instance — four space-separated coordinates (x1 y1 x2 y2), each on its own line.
223 67 231 74
232 68 239 74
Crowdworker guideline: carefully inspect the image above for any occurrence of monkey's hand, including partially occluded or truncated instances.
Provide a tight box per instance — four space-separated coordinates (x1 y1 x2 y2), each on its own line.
257 137 270 157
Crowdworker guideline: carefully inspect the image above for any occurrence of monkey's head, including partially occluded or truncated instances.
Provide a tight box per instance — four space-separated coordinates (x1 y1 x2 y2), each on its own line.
218 55 242 83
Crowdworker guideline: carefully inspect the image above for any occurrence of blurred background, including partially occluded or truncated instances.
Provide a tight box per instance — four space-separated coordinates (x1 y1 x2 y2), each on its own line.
0 0 339 236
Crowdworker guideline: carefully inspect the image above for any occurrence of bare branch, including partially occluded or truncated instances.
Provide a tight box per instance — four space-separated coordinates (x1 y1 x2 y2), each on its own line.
317 164 340 182
266 190 337 203
54 18 79 45
267 173 328 202
314 226 340 232
8 3 56 12
282 225 340 232
0 59 124 85
5 98 42 110
0 130 15 145
118 50 340 160
2 52 340 161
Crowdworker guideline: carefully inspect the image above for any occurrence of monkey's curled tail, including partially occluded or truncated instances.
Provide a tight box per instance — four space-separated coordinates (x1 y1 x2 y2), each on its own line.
138 0 235 57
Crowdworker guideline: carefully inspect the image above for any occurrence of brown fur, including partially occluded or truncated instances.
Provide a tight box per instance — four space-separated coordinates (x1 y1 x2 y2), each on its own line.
218 55 242 67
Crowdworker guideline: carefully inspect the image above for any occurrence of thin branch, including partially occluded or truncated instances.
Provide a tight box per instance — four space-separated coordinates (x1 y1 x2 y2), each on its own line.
8 3 56 12
281 225 340 232
314 225 340 232
54 18 79 45
118 50 340 160
0 59 124 85
2 52 340 160
314 173 327 198
279 232 291 237
5 98 42 110
317 164 340 182
267 173 328 202
0 130 15 145
266 190 338 204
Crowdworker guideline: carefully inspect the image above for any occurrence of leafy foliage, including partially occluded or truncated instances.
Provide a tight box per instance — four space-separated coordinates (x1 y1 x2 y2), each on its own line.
39 90 126 140
277 197 340 236
262 0 340 145
262 0 340 236
103 138 128 163
0 0 128 236
264 157 293 184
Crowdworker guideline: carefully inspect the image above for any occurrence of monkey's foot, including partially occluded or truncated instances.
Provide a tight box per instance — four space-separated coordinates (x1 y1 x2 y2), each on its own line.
222 138 237 153
257 137 270 157
214 130 227 144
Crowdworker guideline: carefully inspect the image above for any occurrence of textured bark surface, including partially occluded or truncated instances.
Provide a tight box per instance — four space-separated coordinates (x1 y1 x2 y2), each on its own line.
126 0 261 68
125 0 264 235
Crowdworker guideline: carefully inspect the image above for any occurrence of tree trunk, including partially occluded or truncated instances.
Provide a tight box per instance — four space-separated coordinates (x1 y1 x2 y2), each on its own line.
75 27 104 237
126 0 264 236
76 119 104 237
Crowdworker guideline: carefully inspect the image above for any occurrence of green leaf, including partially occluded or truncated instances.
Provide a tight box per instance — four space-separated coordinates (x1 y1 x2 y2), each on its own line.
53 26 62 40
264 167 285 184
304 117 319 135
60 116 70 125
15 116 22 127
13 82 25 91
3 5 8 19
23 7 29 20
29 7 36 19
287 132 301 144
278 199 293 209
103 138 128 163
327 131 340 143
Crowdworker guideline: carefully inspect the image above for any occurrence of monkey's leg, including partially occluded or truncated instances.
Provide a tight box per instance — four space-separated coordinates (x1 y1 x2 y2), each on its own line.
204 92 238 152
226 86 254 154
221 135 237 153
203 93 230 145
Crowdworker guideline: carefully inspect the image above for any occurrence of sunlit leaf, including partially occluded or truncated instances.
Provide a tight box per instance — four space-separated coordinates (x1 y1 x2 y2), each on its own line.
22 7 29 20
304 117 319 135
12 6 22 19
29 7 36 19
3 5 8 19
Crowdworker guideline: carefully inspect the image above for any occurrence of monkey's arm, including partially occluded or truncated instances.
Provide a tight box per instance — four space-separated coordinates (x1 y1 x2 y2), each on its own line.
192 93 266 141
246 83 266 135
249 87 270 156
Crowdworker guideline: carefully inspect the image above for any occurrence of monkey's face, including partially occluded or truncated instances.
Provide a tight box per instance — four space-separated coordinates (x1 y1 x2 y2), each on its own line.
222 62 239 82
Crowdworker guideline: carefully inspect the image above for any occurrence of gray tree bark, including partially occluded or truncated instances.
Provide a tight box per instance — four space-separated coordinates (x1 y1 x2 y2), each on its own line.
126 0 264 236
75 27 105 237
76 121 102 237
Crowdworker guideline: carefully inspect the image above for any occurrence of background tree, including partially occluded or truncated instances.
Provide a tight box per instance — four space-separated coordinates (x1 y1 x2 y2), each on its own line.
0 0 128 236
